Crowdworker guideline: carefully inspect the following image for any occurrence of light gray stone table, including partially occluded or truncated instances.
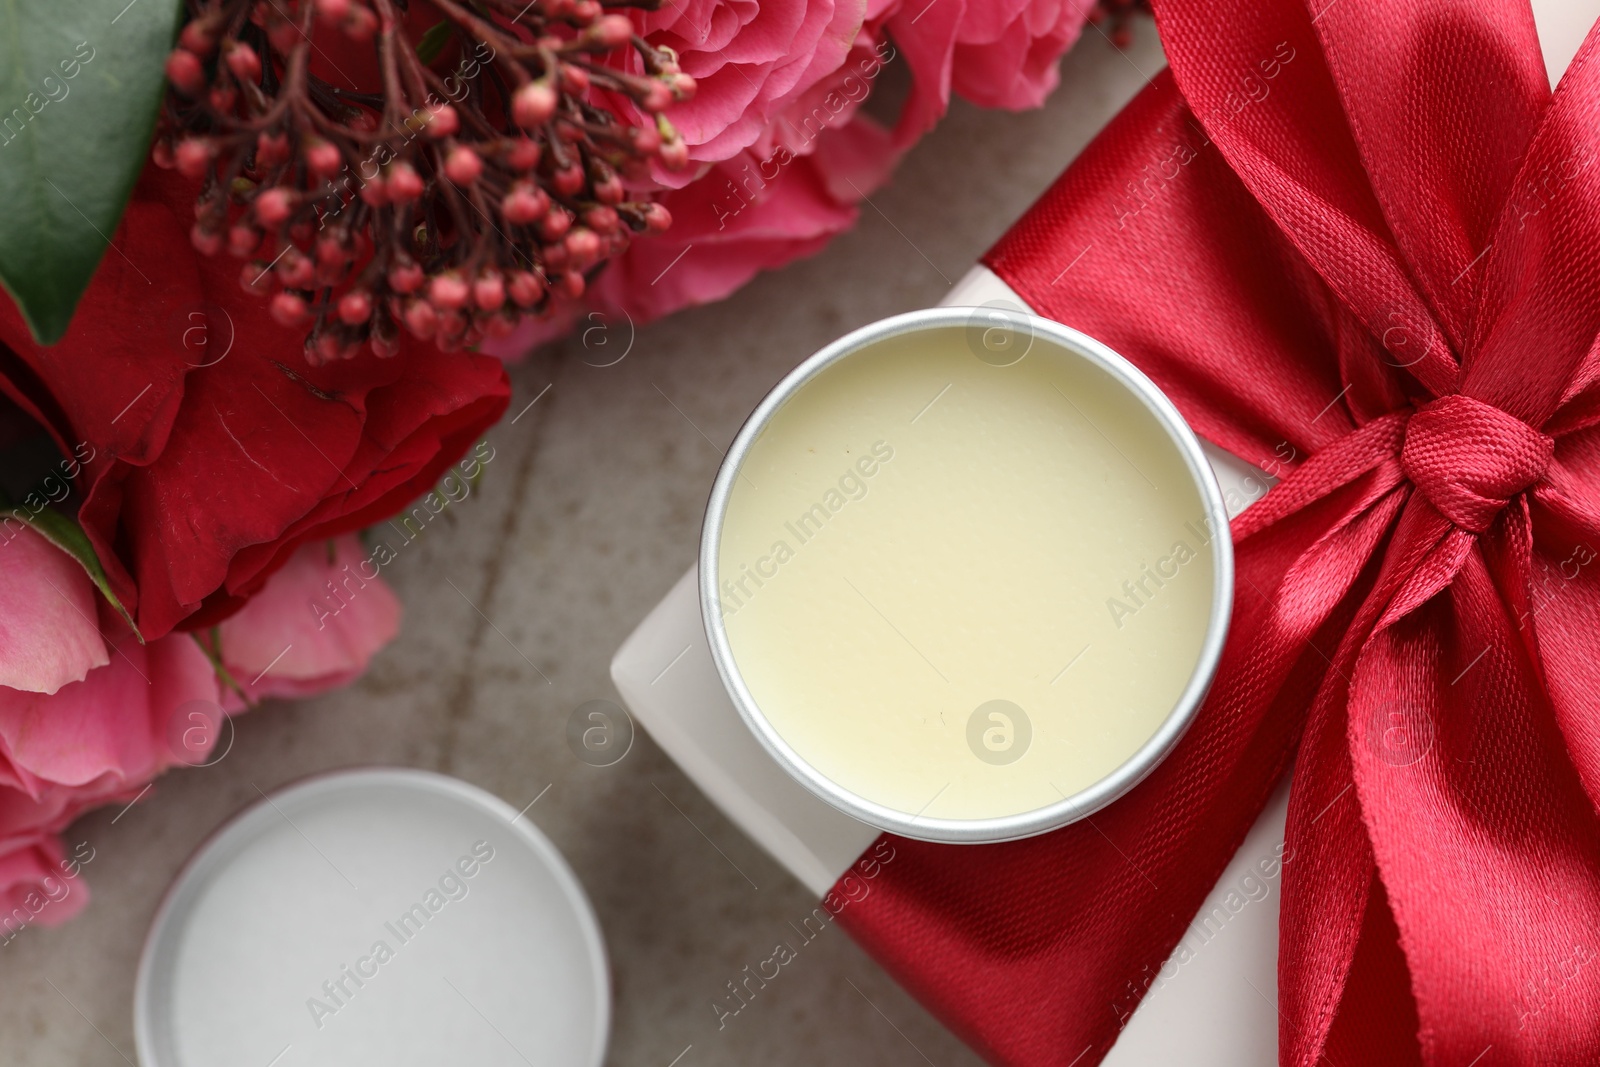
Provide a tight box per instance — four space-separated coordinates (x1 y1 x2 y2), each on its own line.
0 25 1164 1067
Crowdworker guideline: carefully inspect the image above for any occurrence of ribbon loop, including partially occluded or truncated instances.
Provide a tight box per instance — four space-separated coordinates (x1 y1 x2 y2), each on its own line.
1399 394 1553 534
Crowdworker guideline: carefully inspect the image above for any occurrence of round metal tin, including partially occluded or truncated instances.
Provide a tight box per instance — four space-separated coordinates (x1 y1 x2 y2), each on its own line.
699 307 1233 844
134 767 609 1067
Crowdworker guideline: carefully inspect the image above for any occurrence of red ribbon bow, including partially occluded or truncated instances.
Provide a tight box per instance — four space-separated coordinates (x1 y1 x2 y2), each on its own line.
839 1 1600 1063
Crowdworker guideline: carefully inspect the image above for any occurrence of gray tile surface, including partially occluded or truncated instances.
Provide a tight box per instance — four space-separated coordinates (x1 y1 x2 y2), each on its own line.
0 25 1162 1067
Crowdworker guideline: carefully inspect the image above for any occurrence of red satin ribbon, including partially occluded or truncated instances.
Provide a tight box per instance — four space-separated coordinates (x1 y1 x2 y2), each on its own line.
836 2 1600 1063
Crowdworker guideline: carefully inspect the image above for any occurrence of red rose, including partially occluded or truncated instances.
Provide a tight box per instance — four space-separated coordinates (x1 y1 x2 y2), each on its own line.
0 166 510 638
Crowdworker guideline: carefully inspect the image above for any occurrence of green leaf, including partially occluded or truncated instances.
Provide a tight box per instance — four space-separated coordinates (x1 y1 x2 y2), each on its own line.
416 20 453 65
0 0 185 344
0 491 140 639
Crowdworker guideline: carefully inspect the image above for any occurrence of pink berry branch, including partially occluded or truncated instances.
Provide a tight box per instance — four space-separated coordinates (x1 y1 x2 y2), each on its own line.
158 0 695 363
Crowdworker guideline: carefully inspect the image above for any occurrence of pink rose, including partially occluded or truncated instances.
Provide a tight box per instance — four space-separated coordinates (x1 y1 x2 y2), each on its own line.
217 535 401 707
0 523 109 695
627 0 871 181
0 601 221 839
0 562 220 942
0 836 92 937
0 531 399 939
883 0 1094 146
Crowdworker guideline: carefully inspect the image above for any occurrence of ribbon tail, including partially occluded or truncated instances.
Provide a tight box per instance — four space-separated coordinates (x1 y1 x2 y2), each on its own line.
1338 503 1600 1062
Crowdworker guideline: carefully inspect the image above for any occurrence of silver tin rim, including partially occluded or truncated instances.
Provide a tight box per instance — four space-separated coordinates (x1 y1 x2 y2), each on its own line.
133 766 611 1066
699 307 1234 844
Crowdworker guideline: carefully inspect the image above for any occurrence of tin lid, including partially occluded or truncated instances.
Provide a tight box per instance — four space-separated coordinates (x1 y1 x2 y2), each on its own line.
134 767 608 1067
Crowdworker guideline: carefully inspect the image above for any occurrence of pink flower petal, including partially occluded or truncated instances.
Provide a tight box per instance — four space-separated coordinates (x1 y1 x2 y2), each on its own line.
219 535 400 704
0 526 108 694
0 625 218 792
0 835 89 932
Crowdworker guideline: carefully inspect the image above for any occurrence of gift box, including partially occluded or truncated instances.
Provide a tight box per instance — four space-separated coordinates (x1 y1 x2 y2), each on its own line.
615 0 1600 1063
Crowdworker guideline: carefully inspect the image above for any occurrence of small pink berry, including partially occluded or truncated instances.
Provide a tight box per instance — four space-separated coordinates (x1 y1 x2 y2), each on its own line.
631 124 661 154
190 223 223 256
559 65 590 94
151 140 176 169
507 137 541 171
552 164 585 197
507 270 545 308
276 249 315 289
445 146 483 185
542 243 569 271
370 328 400 358
560 271 585 299
175 138 214 180
658 138 689 171
305 138 342 179
209 83 237 113
225 42 262 82
343 5 378 42
227 224 261 257
573 0 601 19
385 163 424 203
436 309 467 337
538 208 573 241
593 175 624 205
583 206 620 235
315 0 352 25
427 104 460 140
501 182 550 225
338 290 373 325
314 332 347 364
240 261 274 294
473 271 506 312
513 82 557 129
641 202 672 233
589 14 634 48
359 176 389 206
666 72 697 101
254 187 294 226
179 22 216 56
565 228 601 268
403 299 439 339
316 235 351 270
270 291 311 327
389 260 425 293
429 272 470 310
166 49 207 96
641 81 673 114
483 313 517 339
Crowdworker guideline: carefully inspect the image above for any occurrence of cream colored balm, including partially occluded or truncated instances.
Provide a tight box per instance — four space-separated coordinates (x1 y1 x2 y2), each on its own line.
716 323 1217 824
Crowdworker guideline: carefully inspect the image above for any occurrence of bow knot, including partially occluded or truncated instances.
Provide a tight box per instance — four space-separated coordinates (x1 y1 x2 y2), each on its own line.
1399 394 1553 534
